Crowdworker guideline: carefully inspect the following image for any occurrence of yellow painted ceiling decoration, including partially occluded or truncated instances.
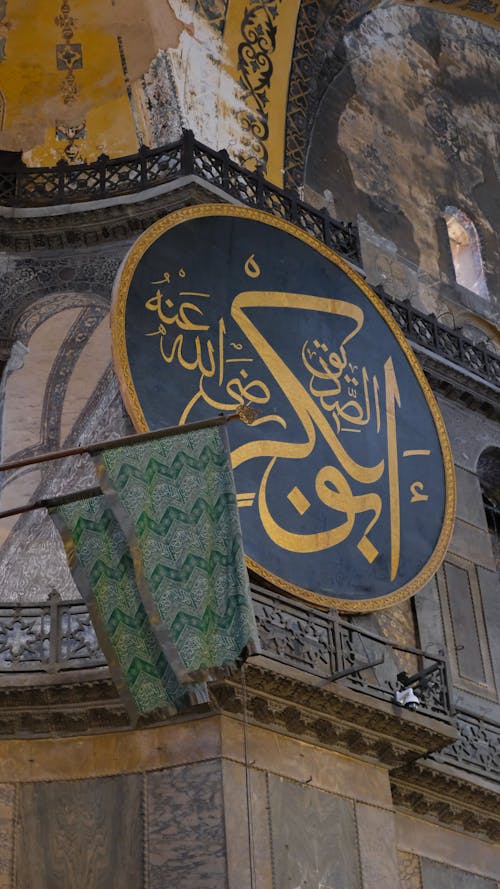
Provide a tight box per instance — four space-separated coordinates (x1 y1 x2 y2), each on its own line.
0 0 498 180
0 0 299 186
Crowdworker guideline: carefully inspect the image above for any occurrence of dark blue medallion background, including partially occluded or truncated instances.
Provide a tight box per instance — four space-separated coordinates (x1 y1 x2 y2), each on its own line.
121 213 449 605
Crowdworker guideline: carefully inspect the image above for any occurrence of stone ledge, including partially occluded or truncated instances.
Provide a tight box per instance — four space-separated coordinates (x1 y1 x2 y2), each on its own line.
391 759 500 842
209 661 457 770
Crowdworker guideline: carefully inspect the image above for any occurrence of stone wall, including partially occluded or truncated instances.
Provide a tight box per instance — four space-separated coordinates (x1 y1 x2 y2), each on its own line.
305 6 500 333
0 716 496 888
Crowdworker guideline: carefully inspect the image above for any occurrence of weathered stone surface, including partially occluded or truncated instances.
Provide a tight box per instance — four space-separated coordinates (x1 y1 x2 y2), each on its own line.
421 858 497 889
437 396 500 474
16 774 143 889
0 784 14 889
306 6 500 324
455 466 489 531
396 813 500 880
147 760 227 889
267 773 362 889
357 803 400 889
222 760 273 889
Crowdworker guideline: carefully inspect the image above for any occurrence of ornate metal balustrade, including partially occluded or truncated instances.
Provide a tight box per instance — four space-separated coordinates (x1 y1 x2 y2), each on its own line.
0 133 498 390
431 709 500 783
378 290 500 389
0 587 452 721
3 587 500 785
0 592 105 673
0 131 360 264
251 586 453 722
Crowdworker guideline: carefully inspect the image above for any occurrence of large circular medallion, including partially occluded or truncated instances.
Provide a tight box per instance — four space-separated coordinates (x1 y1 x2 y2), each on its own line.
112 205 455 611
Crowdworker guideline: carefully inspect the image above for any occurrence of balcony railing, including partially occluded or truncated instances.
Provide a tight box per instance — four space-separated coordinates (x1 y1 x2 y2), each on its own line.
2 588 500 785
0 131 360 265
378 291 500 389
252 586 453 722
0 133 498 390
431 708 500 783
0 587 453 722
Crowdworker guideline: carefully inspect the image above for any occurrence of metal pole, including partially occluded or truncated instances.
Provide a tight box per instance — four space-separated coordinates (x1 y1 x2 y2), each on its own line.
0 486 103 520
0 411 240 474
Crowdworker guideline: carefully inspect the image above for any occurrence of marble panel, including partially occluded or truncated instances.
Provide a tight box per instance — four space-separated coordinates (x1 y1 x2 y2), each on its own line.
222 760 273 889
448 519 495 572
399 851 422 889
268 773 361 889
396 814 500 881
478 566 500 701
413 577 446 656
0 717 221 783
421 858 496 889
16 774 143 889
356 803 400 889
221 717 392 807
147 760 227 889
455 466 488 531
0 784 14 889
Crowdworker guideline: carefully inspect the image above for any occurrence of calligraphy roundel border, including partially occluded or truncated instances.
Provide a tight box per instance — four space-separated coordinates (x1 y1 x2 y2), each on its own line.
111 203 456 613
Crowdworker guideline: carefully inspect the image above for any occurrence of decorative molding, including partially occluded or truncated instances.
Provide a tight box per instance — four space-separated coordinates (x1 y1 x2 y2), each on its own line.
237 0 282 173
55 0 81 107
391 760 500 842
210 663 457 769
0 251 122 345
284 0 365 188
283 0 321 189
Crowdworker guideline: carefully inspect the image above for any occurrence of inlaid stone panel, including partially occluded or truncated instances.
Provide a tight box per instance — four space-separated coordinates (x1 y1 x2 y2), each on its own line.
268 773 361 889
421 858 497 889
0 784 15 889
147 760 227 889
16 774 143 889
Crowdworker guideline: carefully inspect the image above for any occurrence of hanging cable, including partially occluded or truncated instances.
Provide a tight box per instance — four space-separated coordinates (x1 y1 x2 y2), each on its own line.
241 663 256 889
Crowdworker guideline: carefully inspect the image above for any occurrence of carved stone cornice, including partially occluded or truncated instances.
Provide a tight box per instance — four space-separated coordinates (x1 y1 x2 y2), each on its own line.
209 661 457 770
391 760 500 842
0 180 224 254
414 344 500 421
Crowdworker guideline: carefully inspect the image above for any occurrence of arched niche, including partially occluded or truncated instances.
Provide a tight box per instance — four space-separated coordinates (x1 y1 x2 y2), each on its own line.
0 292 131 602
444 207 488 299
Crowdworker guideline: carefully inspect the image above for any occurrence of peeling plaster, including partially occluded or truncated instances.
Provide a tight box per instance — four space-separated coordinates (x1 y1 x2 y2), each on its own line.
306 6 500 318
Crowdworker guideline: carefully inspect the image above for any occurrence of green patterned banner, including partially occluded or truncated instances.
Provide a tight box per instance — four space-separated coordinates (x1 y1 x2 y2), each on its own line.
95 426 259 683
52 425 259 721
52 495 207 722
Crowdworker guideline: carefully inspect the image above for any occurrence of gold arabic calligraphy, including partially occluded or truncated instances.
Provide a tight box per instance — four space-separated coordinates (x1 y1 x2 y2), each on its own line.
144 272 430 581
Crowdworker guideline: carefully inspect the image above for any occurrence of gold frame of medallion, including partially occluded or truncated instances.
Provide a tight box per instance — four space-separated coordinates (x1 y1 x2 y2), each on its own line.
111 203 456 613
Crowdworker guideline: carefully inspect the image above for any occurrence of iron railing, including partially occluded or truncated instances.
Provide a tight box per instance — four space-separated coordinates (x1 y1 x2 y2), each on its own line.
378 291 500 389
3 588 500 782
431 708 500 783
0 587 453 722
0 131 360 264
0 134 498 390
251 586 453 722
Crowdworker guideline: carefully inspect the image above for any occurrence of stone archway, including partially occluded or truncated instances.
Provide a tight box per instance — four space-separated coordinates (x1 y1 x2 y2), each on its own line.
0 292 132 602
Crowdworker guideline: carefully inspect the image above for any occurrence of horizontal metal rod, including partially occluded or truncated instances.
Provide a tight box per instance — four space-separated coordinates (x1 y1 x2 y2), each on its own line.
321 654 385 686
0 411 240 474
0 486 103 520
